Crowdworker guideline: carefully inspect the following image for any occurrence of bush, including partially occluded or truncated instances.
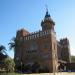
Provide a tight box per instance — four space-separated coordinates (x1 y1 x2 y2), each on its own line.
4 57 15 72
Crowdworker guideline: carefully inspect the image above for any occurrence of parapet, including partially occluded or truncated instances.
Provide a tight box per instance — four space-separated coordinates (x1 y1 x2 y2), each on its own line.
60 38 69 45
16 28 30 37
18 29 56 41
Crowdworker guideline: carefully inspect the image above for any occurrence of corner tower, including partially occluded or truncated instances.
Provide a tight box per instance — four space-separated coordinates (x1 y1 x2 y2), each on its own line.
41 10 58 72
41 9 55 31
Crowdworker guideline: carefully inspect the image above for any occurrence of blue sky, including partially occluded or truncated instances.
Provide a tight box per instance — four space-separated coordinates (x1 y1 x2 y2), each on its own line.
0 0 75 58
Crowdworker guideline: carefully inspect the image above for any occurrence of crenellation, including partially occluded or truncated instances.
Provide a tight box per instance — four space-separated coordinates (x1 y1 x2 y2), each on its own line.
21 29 52 41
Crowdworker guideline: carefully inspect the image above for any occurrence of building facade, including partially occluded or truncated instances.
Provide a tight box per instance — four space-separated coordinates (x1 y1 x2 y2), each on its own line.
14 10 71 72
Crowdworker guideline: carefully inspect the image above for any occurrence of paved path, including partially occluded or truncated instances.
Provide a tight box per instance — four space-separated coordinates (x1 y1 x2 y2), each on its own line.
22 72 75 75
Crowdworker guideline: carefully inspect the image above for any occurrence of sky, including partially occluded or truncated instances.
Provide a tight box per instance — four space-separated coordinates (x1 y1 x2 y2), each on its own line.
0 0 75 58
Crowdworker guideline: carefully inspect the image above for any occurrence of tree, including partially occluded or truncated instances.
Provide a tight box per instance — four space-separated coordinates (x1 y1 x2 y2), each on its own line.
71 56 75 63
0 45 7 55
8 37 16 50
8 37 20 52
0 45 7 61
8 37 21 71
4 57 15 72
31 62 40 73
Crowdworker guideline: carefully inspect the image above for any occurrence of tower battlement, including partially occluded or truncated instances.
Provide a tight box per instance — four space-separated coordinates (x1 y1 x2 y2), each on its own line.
17 29 56 41
60 38 69 45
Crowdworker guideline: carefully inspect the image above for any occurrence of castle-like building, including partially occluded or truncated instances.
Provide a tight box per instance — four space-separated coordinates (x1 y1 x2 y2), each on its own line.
15 10 71 72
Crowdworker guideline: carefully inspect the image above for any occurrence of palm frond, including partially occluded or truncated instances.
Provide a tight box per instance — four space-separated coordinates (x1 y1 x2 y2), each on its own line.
0 45 6 51
8 37 16 50
0 45 7 55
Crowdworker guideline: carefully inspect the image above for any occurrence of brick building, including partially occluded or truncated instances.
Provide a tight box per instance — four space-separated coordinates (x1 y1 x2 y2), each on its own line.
14 10 71 72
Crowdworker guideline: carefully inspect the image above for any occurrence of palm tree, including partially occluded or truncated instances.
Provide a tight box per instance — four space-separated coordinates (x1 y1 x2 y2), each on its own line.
8 37 16 50
8 37 18 61
8 37 22 71
8 37 20 50
0 45 7 61
8 37 21 58
0 45 7 55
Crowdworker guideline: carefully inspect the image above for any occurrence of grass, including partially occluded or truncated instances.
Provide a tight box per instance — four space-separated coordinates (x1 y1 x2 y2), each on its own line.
0 73 21 75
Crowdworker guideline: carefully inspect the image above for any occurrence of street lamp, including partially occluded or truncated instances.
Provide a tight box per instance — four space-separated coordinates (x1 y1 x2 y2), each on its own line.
21 61 22 74
54 53 57 75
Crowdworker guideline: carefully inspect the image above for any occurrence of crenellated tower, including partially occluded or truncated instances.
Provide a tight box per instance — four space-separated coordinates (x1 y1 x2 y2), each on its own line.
41 9 55 31
41 10 58 72
59 38 71 63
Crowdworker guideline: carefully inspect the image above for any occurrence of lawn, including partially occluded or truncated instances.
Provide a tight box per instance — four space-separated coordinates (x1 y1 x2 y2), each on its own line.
0 73 20 75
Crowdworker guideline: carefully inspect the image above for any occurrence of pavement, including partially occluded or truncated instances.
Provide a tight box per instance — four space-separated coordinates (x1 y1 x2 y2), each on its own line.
22 72 75 75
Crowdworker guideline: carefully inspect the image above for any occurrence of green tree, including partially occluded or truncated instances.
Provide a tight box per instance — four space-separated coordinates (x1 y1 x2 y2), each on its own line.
8 37 21 71
32 62 40 73
4 57 15 72
0 45 7 55
0 45 7 61
8 37 16 50
71 56 75 62
8 37 20 52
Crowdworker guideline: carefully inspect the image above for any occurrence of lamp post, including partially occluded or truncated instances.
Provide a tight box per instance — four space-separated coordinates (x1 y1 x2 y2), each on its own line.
21 61 22 74
20 48 23 74
54 52 56 75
